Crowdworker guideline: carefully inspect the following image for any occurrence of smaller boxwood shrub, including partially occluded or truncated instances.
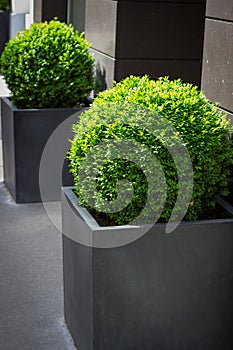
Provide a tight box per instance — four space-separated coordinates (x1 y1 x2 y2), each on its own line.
0 19 95 108
68 76 233 225
0 0 10 11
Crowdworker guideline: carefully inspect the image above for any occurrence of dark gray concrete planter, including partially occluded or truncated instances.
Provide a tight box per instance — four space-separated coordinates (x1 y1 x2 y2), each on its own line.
0 10 10 56
62 187 233 350
1 97 86 203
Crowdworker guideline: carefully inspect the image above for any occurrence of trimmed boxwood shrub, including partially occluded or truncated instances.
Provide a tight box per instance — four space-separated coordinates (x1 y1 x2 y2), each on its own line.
0 19 95 108
68 76 233 225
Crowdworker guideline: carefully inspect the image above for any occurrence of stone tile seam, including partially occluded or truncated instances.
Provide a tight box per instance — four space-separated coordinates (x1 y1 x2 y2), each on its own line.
217 105 233 116
115 1 205 4
91 48 115 60
206 17 233 25
116 58 202 61
92 47 202 62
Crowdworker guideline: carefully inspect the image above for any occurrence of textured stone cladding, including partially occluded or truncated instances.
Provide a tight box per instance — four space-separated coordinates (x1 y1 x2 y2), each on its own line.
201 0 233 203
201 0 233 113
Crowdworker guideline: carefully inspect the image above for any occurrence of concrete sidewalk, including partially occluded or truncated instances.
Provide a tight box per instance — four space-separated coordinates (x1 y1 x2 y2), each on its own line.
0 78 77 349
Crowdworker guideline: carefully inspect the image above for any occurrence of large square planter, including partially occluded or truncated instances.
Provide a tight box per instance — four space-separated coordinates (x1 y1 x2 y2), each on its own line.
1 97 86 203
62 186 233 350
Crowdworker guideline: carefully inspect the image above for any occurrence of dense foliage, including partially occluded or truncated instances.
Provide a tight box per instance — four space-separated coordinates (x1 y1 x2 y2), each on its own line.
0 0 10 11
0 19 95 108
68 76 233 225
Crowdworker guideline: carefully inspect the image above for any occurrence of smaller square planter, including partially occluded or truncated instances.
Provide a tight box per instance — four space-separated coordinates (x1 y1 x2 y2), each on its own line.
62 186 233 350
1 97 86 203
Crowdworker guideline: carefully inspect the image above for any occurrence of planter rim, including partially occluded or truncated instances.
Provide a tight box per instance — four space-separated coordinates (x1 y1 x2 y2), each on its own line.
62 186 233 232
1 96 87 112
62 186 151 232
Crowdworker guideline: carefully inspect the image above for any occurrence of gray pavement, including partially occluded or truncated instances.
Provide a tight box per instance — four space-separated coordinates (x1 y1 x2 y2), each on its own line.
0 78 77 349
0 75 10 96
0 139 3 183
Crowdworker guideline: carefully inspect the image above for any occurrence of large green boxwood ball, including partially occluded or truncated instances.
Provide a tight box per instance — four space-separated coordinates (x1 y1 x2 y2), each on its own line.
68 76 233 224
0 19 95 108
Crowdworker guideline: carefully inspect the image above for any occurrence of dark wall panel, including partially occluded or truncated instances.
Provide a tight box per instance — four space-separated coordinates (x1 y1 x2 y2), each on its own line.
116 59 202 86
34 0 68 23
117 2 206 59
91 47 203 92
87 0 206 89
86 0 206 60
